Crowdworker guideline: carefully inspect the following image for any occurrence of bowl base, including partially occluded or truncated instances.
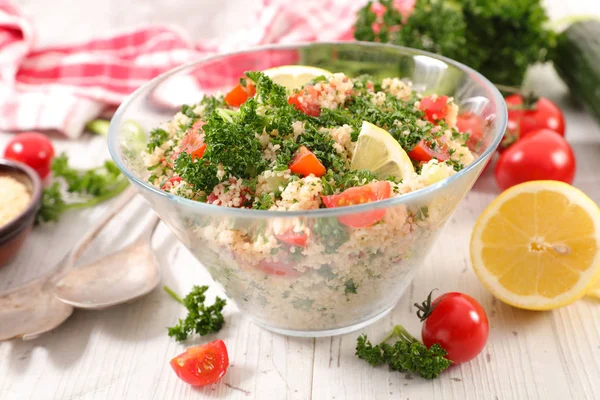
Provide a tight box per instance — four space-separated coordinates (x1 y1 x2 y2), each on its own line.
248 302 397 338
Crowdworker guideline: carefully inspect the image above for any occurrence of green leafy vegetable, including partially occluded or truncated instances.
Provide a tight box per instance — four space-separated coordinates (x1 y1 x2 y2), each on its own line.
36 154 129 224
354 0 555 86
344 279 358 295
164 285 227 342
313 217 350 253
356 325 451 379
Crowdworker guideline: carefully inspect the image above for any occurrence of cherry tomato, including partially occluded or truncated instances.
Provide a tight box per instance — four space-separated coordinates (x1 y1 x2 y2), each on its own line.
421 292 489 364
289 145 326 177
274 231 308 247
456 112 485 152
4 132 55 179
407 138 450 162
180 121 206 160
503 94 565 152
224 81 256 107
288 93 321 117
419 95 449 123
321 181 391 228
170 340 229 386
494 129 575 191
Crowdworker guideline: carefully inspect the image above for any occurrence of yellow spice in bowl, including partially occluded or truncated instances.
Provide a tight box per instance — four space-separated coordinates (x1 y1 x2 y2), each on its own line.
0 176 32 228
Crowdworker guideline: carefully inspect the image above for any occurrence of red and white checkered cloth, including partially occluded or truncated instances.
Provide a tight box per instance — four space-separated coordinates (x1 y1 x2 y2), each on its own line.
0 0 372 138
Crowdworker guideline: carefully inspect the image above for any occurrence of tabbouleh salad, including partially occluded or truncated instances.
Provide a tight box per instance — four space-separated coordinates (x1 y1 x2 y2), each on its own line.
141 69 478 331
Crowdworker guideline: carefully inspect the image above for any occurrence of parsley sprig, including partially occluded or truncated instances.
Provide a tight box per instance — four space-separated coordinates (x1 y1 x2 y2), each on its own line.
164 285 227 342
36 154 129 224
356 324 451 379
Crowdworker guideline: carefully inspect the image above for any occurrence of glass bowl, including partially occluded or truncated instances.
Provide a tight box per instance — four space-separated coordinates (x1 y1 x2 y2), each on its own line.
108 42 506 337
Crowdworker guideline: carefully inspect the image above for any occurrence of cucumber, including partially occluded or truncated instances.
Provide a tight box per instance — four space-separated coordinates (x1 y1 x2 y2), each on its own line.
553 20 600 124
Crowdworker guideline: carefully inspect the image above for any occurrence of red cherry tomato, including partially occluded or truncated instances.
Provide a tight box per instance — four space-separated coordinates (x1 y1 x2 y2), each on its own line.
180 120 206 160
502 94 565 152
419 95 449 123
170 340 229 386
4 132 55 179
274 231 308 247
456 112 485 152
494 129 576 191
421 292 489 364
407 138 450 162
289 145 326 177
321 181 391 228
224 81 256 107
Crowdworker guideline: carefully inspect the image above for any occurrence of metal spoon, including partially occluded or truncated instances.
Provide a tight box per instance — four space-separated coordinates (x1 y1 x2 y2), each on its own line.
54 214 161 309
0 187 137 341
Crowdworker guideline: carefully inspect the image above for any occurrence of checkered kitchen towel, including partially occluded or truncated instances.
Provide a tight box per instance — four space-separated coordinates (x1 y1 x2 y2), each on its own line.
0 0 377 138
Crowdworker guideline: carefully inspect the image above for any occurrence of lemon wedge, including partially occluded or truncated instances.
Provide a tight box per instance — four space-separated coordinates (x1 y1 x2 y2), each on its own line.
588 279 600 299
263 65 332 90
350 121 415 181
470 181 600 310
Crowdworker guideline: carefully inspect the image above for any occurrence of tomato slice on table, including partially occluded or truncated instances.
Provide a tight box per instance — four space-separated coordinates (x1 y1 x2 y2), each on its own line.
224 80 256 107
407 138 450 162
419 95 449 123
170 340 229 386
321 181 391 228
275 231 308 247
289 145 326 177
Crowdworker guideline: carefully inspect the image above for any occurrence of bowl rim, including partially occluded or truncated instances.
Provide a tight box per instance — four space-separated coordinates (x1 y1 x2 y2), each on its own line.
108 41 507 219
0 158 42 242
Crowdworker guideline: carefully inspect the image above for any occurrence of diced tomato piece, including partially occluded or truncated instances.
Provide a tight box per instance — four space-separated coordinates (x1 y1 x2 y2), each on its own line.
275 231 308 247
419 95 449 123
180 121 206 160
289 145 326 177
170 340 229 386
161 176 182 190
288 93 321 117
257 259 301 277
321 181 391 228
456 112 485 151
407 138 450 162
224 81 256 107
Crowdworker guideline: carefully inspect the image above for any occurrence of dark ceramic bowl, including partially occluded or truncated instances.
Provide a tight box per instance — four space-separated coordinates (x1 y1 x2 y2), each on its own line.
0 158 42 267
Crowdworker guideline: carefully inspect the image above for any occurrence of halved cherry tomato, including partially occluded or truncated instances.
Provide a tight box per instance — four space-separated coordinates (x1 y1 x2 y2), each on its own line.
288 93 321 117
407 138 450 162
224 81 256 107
419 95 449 123
170 340 229 386
275 231 308 247
257 259 301 277
289 145 326 177
162 176 182 190
180 121 206 160
421 292 489 364
456 112 485 152
4 132 55 179
321 181 391 228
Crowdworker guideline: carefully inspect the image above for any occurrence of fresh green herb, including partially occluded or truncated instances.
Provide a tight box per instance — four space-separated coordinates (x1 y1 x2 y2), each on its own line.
174 152 221 193
180 104 198 119
321 169 379 195
344 279 358 296
147 128 169 152
85 119 110 136
164 285 227 342
313 217 350 253
252 193 274 210
36 154 129 224
354 0 555 86
356 325 451 379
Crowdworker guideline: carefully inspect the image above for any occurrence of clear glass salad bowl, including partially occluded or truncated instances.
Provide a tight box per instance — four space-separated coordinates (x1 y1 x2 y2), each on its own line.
108 42 506 337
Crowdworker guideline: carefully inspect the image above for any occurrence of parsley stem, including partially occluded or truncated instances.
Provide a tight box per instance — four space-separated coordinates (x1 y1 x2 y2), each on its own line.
163 285 185 305
62 179 130 211
382 324 418 344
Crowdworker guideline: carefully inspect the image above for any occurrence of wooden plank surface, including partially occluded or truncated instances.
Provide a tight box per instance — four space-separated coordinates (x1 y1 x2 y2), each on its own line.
1 1 600 399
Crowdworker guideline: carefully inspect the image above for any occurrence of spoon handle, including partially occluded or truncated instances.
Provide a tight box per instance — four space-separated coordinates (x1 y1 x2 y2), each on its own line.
51 187 137 281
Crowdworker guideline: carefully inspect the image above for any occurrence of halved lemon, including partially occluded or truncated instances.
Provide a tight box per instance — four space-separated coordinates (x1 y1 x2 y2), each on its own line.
588 279 600 299
263 65 332 90
470 181 600 310
350 121 415 181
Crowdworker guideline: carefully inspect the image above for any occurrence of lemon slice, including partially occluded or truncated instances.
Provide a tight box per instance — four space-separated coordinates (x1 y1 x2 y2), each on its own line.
470 181 600 310
263 65 332 90
350 121 415 180
588 279 600 299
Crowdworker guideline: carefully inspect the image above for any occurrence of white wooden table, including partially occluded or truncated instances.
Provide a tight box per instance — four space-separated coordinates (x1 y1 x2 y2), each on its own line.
1 1 600 399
